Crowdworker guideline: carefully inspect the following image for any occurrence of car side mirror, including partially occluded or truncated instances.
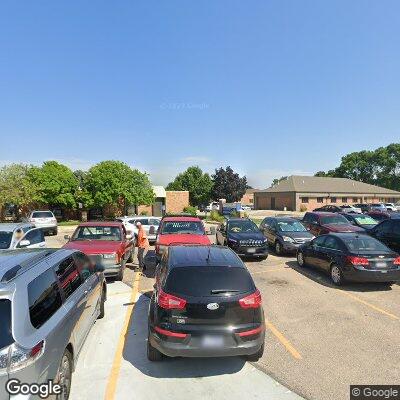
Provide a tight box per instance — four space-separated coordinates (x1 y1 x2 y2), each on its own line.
18 239 31 248
64 235 70 240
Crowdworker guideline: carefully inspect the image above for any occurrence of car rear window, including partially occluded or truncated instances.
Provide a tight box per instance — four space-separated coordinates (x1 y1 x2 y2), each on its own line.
0 299 13 349
164 267 255 297
32 211 54 218
344 236 390 252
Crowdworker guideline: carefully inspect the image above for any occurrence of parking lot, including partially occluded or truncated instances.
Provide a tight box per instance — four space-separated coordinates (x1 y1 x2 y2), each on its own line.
47 227 400 400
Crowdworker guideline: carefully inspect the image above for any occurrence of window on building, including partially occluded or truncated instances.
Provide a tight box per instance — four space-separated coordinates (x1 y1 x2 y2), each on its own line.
249 198 254 203
301 197 309 203
317 197 323 203
352 197 358 203
330 197 337 203
342 197 347 203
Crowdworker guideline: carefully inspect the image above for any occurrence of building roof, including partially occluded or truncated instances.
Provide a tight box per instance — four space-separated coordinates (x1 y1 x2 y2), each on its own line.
257 175 400 195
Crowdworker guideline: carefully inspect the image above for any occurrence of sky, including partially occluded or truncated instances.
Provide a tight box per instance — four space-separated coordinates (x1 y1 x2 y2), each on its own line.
1 0 399 189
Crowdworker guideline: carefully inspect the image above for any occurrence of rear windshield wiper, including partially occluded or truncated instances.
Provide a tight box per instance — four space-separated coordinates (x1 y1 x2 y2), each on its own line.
210 289 240 294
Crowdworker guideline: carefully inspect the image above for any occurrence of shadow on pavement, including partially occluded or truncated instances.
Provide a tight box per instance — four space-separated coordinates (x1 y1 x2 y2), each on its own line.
122 294 246 378
286 261 394 292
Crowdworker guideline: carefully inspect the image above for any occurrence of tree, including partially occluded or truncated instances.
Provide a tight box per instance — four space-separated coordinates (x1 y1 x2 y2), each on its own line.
28 161 79 208
85 161 154 214
0 164 37 209
211 166 247 203
166 166 213 206
271 176 287 187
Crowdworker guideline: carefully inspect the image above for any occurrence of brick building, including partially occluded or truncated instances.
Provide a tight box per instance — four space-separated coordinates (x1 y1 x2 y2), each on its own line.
254 175 400 212
240 189 258 206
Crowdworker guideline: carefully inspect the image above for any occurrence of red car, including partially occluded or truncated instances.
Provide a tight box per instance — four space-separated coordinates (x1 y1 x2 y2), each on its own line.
155 216 212 260
301 212 365 236
63 221 134 280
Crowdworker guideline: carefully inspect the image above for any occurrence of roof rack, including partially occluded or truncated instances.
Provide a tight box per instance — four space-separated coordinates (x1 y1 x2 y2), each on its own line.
1 249 57 283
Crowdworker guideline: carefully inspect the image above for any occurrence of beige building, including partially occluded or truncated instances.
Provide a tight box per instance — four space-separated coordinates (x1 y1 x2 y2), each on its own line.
254 176 400 212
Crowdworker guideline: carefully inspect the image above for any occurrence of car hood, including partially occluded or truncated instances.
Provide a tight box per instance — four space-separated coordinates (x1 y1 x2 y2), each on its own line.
158 234 211 246
278 231 314 240
63 240 122 254
323 224 365 233
228 232 265 241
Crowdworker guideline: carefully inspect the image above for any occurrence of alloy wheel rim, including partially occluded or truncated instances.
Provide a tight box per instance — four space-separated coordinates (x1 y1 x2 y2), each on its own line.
297 252 304 265
331 266 341 283
57 355 71 400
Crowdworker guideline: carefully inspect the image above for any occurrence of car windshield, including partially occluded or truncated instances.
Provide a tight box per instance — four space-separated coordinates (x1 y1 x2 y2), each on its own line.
0 232 13 249
72 226 122 241
354 216 377 225
161 221 205 235
277 220 307 232
344 236 390 252
320 215 349 225
164 267 254 297
228 220 259 233
32 211 53 218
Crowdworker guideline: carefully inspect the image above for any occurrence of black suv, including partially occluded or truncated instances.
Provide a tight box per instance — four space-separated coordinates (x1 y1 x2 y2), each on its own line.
368 219 400 253
216 218 268 259
147 245 265 361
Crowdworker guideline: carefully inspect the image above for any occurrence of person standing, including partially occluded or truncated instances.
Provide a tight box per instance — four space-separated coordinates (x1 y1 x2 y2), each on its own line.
136 221 149 271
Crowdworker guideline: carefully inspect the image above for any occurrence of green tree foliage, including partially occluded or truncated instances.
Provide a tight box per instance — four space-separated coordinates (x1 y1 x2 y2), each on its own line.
315 143 400 191
28 161 78 208
211 166 247 203
271 176 287 187
166 166 213 206
85 161 154 209
0 164 37 208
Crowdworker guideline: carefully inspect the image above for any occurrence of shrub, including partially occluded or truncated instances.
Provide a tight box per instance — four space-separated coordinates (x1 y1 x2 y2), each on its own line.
209 210 224 222
183 206 198 216
140 210 149 216
299 205 308 212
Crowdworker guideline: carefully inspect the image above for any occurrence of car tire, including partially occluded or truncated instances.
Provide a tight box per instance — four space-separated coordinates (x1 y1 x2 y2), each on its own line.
116 263 125 281
245 343 264 362
128 246 135 263
297 250 306 267
55 348 73 400
147 335 163 362
275 241 283 255
98 287 106 319
54 228 58 236
330 264 344 286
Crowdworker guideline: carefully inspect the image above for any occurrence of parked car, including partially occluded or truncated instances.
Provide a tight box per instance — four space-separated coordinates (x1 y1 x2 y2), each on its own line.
116 216 161 243
339 205 362 214
368 203 387 212
354 203 370 213
385 203 397 212
216 218 268 259
241 205 252 211
339 213 378 231
206 202 219 212
365 210 400 222
368 219 400 253
0 223 46 250
301 212 366 236
25 210 58 235
63 221 134 280
296 233 400 285
313 205 342 213
0 248 106 400
155 216 213 260
148 245 265 361
259 217 314 255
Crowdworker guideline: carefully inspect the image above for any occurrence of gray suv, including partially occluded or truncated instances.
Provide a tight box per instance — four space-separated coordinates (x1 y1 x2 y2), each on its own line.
0 248 106 399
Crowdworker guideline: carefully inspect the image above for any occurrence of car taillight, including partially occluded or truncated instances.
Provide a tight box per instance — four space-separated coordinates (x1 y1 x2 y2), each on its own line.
346 256 370 266
158 290 186 309
154 326 187 339
394 257 400 265
239 289 262 309
0 341 45 373
237 326 264 337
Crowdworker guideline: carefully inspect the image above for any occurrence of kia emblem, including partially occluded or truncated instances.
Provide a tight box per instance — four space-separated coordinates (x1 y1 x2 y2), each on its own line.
207 303 219 310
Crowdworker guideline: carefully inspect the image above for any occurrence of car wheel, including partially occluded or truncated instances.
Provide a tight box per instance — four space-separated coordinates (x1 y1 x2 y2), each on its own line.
297 251 306 267
275 241 282 255
128 247 135 263
330 264 344 286
98 287 106 319
245 343 264 362
116 263 125 281
55 349 73 400
147 335 163 362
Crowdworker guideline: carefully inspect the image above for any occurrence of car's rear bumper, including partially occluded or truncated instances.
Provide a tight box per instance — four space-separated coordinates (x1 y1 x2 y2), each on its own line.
343 268 400 283
149 328 265 358
34 223 57 231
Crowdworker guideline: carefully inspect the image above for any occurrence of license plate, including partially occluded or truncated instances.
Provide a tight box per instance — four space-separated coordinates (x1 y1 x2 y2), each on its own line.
201 335 224 348
376 262 387 268
247 248 256 253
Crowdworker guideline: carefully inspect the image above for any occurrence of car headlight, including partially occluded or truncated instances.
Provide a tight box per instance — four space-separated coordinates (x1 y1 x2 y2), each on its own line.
282 236 295 243
103 253 117 259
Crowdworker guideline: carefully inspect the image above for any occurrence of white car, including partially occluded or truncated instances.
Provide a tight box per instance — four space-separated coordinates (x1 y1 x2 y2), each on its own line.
0 223 46 250
206 202 220 212
116 216 161 243
25 210 58 235
241 205 252 211
340 205 362 214
385 203 397 212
